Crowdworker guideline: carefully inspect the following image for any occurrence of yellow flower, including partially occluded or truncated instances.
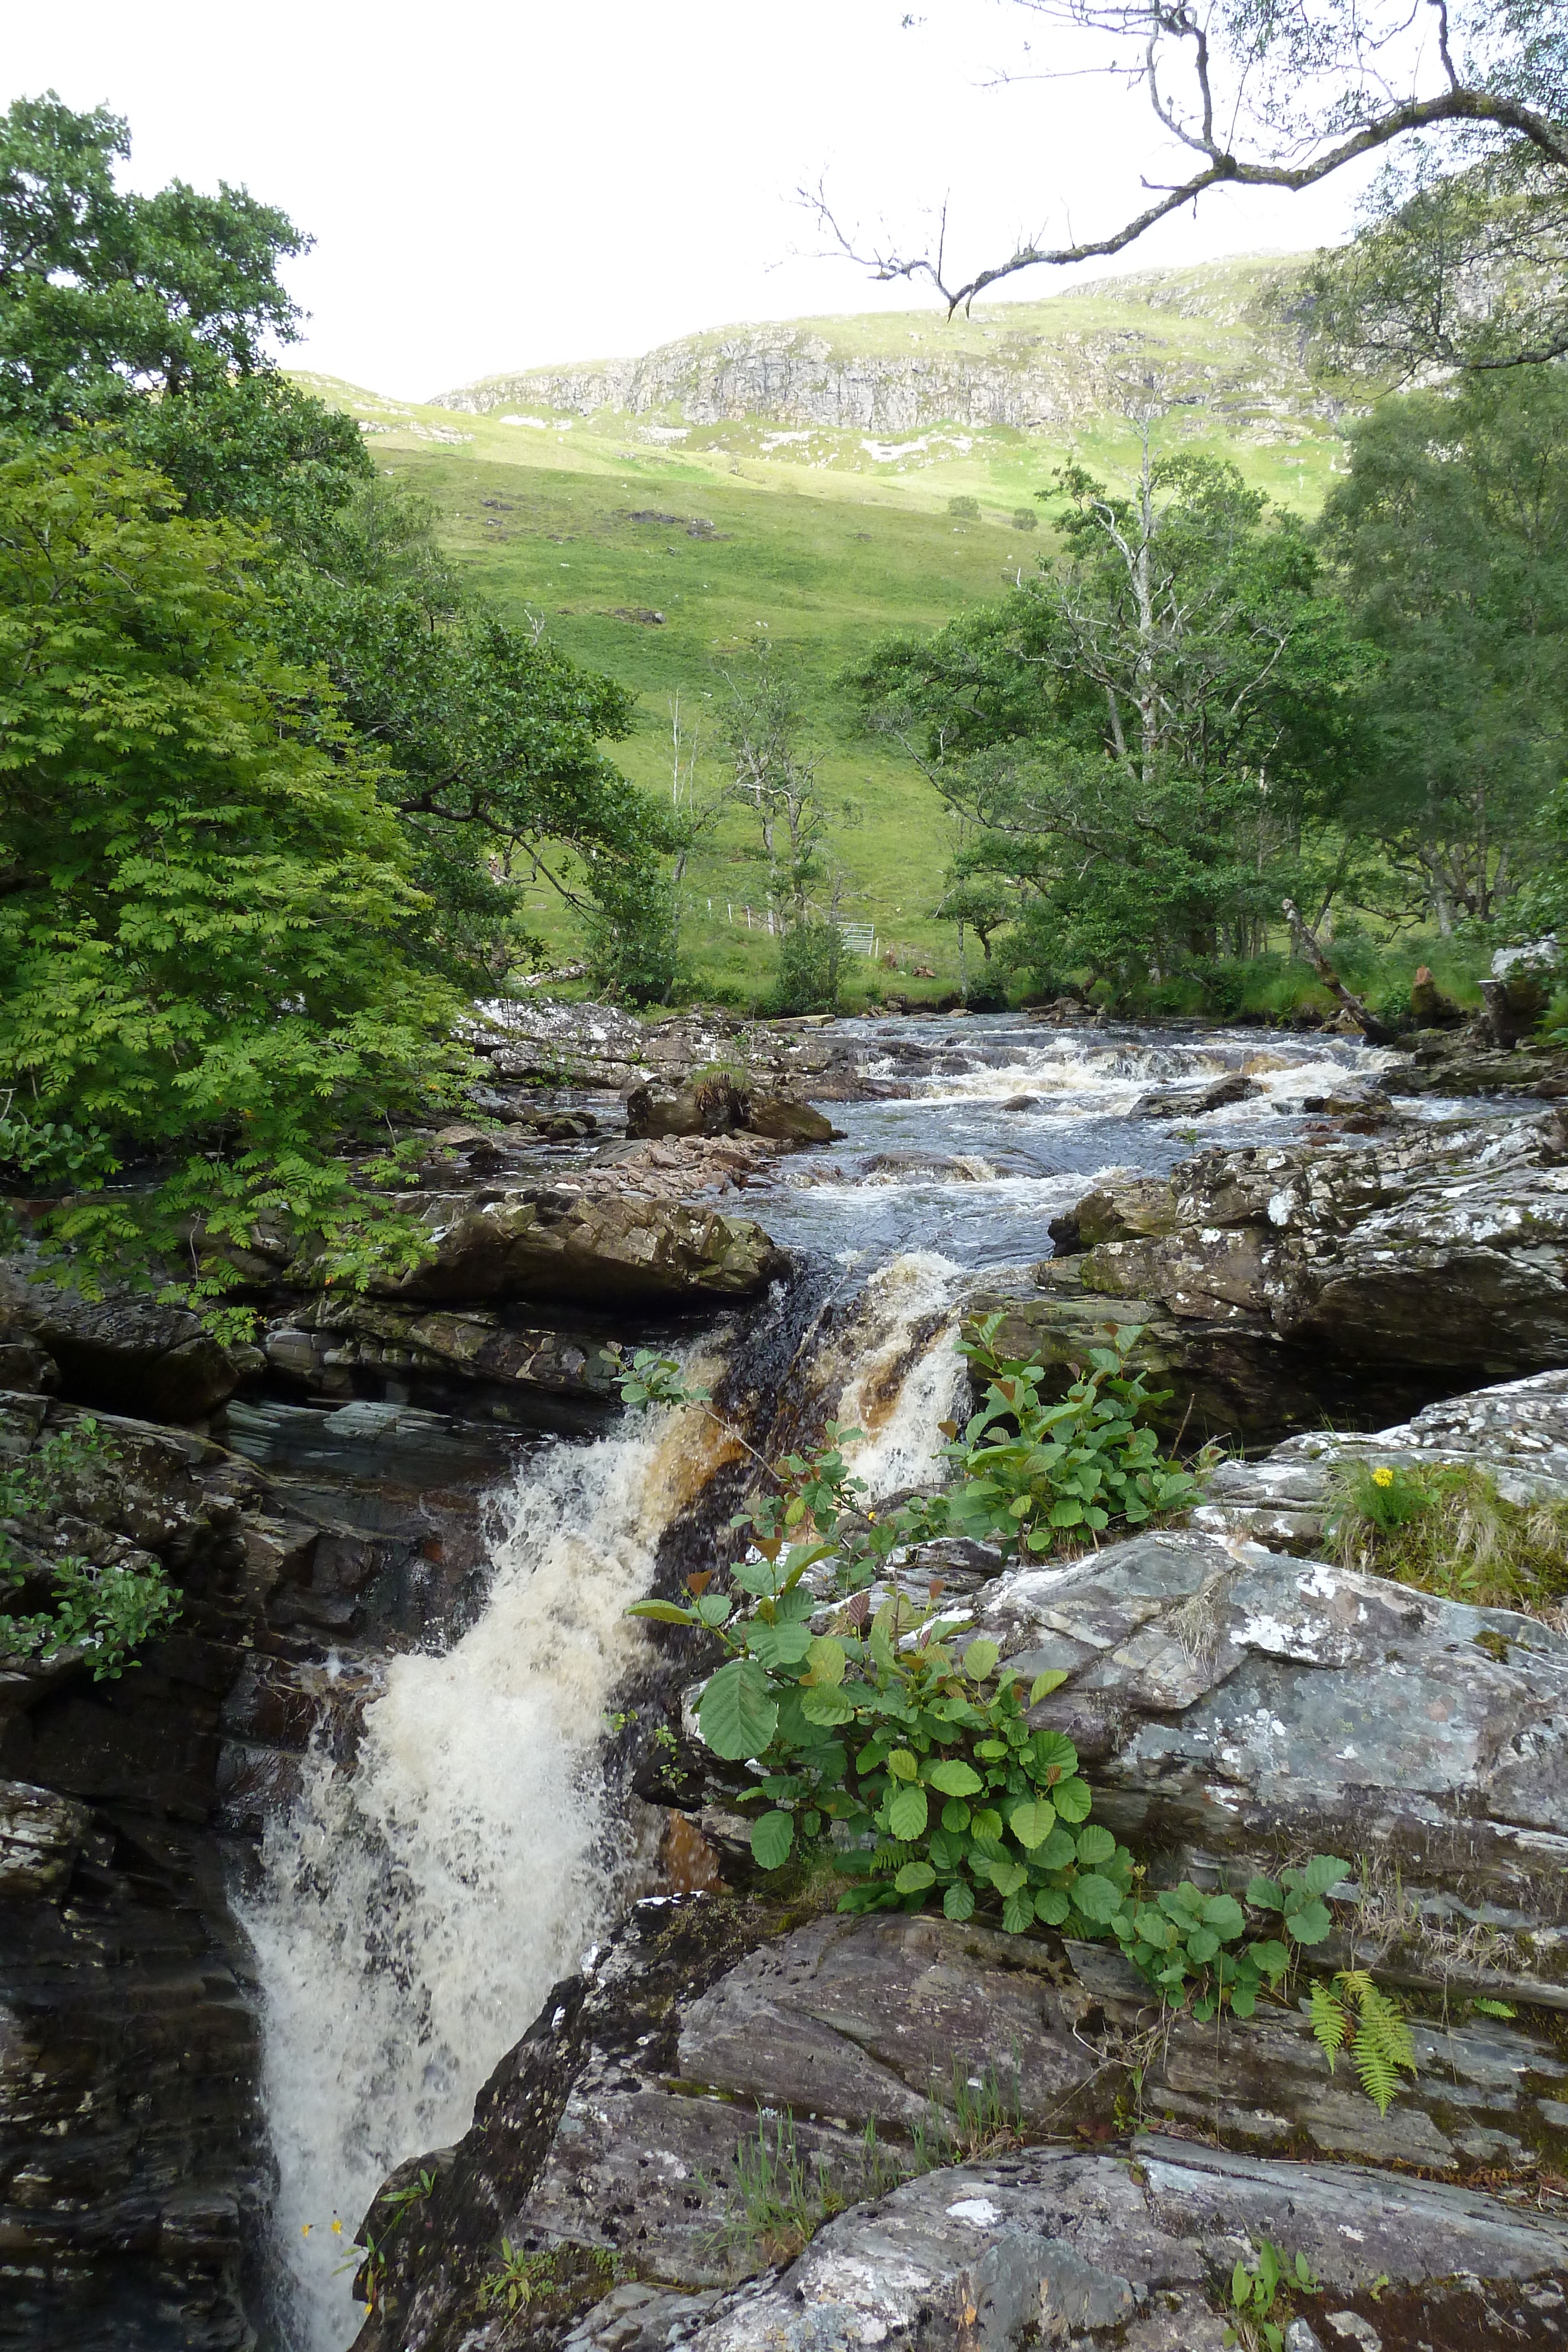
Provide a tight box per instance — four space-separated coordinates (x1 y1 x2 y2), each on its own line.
300 2224 312 2237
331 2219 344 2235
1372 1466 1395 1488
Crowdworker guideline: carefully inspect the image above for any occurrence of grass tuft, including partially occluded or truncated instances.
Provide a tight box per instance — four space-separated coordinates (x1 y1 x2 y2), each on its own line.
1328 1459 1568 1619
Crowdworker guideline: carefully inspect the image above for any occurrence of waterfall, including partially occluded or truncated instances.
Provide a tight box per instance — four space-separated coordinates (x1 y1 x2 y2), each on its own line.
239 1261 978 2351
239 1395 721 2352
825 1251 970 1501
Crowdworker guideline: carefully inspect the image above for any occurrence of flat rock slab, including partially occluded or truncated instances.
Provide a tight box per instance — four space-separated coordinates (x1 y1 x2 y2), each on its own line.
974 1530 1568 1971
380 1187 790 1309
1196 1365 1568 1553
630 2140 1568 2352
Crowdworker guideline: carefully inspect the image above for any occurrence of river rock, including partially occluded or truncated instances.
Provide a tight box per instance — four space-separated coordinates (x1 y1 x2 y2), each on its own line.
0 1401 258 2351
660 2140 1568 2352
993 1111 1568 1440
378 1187 790 1310
975 1526 1568 1987
260 1295 622 1424
0 1264 260 1422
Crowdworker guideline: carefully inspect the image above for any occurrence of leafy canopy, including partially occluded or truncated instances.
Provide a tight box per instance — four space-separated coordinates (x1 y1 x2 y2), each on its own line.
0 92 306 426
848 450 1372 991
0 441 470 1294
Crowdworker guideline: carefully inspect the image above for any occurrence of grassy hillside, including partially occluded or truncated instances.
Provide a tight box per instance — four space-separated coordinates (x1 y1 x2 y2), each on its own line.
297 259 1353 1005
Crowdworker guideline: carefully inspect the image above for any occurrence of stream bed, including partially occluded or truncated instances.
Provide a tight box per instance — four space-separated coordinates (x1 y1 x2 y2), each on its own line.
238 1013 1505 2350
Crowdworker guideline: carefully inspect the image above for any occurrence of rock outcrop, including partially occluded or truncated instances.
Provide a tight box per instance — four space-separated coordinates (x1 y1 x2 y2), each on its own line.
348 1362 1568 2352
383 1187 790 1311
985 1110 1568 1442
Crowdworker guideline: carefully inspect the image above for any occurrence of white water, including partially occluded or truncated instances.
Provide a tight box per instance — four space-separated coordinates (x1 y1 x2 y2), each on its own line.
240 1402 708 2352
833 1251 969 1501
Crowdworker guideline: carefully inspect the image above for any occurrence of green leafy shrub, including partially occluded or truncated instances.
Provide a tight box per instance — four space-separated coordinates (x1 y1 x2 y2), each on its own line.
0 1418 179 1678
620 1333 1409 2116
1011 507 1038 532
1221 2237 1318 2352
935 1318 1211 1555
772 919 842 1015
1329 1458 1568 1612
947 495 981 520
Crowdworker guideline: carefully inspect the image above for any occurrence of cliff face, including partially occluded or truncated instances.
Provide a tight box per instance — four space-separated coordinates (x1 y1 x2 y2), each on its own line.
432 260 1330 437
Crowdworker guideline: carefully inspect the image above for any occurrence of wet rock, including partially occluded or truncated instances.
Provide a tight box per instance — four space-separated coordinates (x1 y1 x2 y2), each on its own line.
1194 1364 1568 1558
1385 1033 1568 1100
743 1094 836 1144
1132 1071 1256 1118
626 1074 748 1138
0 1265 260 1422
379 1187 790 1311
670 2139 1568 2352
1005 1111 1568 1439
0 1401 259 2350
260 1295 622 1421
976 1526 1568 1980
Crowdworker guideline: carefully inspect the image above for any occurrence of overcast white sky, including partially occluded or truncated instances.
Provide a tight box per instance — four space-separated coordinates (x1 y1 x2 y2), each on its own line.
6 1 1373 400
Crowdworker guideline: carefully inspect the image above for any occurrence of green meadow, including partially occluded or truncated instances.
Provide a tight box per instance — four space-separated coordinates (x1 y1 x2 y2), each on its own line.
297 258 1350 1004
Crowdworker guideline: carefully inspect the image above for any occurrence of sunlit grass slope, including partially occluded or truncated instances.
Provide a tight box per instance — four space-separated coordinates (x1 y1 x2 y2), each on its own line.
295 259 1350 1003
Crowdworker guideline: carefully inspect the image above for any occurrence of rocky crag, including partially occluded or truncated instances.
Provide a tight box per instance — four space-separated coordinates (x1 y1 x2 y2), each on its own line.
431 262 1333 441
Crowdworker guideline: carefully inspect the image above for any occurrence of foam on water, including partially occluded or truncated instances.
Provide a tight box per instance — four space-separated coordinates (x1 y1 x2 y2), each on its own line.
240 1401 710 2351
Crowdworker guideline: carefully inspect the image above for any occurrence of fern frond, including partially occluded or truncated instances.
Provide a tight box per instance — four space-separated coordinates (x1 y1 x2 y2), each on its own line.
1309 1979 1350 2070
1349 1985 1417 2117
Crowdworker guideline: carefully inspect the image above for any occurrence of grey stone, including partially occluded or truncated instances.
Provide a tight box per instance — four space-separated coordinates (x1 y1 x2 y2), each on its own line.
676 2139 1568 2350
976 1529 1568 1974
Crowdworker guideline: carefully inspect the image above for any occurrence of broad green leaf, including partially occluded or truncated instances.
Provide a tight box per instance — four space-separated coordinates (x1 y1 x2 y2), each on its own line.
987 1860 1028 1898
1303 1853 1352 1897
1201 1894 1246 1940
962 1638 1001 1681
1002 1889 1036 1935
801 1686 855 1726
927 1759 984 1797
625 1600 695 1625
747 1619 812 1670
1052 1775 1092 1823
1185 1926 1221 1965
971 1807 1003 1839
1229 1982 1258 2018
1073 1823 1116 1867
698 1658 779 1759
694 1593 733 1628
1049 1498 1084 1526
1248 1939 1291 1982
1072 1872 1122 1925
805 1635 847 1687
1008 1799 1057 1850
943 1880 976 1922
1034 1886 1070 1926
750 1810 794 1870
1029 1669 1068 1703
887 1785 929 1841
1285 1897 1332 1945
894 1858 935 1894
1245 1875 1283 1910
1031 1826 1076 1871
885 1748 918 1782
1029 1730 1079 1775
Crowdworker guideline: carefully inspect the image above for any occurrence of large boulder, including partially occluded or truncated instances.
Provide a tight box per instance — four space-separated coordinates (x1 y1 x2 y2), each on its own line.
663 2141 1568 2352
989 1111 1568 1441
376 1186 791 1310
974 1527 1568 1983
0 1266 258 1422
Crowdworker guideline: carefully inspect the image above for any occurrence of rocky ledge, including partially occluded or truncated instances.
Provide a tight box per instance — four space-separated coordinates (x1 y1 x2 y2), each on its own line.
979 1108 1568 1444
348 1362 1568 2352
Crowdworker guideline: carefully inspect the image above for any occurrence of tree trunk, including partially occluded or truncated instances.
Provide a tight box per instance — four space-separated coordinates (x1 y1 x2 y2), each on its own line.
1281 898 1396 1045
